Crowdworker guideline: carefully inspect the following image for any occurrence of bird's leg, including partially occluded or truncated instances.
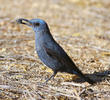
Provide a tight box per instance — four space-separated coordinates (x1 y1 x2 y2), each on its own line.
44 71 57 84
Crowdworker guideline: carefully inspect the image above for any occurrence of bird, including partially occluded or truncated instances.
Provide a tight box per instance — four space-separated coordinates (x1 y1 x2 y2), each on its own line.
16 18 95 84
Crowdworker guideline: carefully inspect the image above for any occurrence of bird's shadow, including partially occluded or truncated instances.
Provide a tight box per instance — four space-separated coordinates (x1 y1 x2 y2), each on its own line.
72 70 110 84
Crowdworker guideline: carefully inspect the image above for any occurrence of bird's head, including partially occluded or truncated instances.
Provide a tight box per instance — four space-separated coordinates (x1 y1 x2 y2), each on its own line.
16 18 49 32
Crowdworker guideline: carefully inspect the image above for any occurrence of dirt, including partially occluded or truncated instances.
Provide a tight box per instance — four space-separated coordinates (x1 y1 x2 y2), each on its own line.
0 0 110 99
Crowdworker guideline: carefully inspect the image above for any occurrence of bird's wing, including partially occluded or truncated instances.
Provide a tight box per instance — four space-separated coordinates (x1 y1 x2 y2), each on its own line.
44 46 63 62
43 44 83 74
43 45 74 69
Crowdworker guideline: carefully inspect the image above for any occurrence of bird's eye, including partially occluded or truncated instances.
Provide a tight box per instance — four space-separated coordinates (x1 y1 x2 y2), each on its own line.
34 23 40 26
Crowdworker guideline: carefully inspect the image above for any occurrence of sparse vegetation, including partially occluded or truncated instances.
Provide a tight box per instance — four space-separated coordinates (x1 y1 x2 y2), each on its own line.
0 0 110 99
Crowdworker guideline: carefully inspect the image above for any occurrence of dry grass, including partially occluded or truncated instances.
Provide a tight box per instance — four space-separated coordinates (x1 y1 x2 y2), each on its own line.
0 0 110 99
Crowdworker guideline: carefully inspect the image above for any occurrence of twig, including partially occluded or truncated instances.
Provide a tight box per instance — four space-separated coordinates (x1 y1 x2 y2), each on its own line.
61 82 85 87
90 46 110 52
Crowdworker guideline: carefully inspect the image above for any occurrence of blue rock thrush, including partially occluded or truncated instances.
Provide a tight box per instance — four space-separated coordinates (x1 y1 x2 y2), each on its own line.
17 18 95 84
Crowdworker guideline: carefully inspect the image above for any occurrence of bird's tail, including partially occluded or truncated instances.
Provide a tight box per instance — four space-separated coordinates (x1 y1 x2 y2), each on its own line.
73 70 95 85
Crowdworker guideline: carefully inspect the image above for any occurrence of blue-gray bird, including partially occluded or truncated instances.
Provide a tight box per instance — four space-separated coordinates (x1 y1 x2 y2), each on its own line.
16 18 95 84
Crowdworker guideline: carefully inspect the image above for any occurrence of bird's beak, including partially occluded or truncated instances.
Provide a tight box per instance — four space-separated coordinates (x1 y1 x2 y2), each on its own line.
16 18 32 26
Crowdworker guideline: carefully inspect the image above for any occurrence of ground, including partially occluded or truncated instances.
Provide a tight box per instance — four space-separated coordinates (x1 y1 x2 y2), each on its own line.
0 0 110 99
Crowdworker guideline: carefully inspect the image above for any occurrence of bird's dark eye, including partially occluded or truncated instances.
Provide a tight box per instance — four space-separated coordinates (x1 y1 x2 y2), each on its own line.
34 23 40 26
